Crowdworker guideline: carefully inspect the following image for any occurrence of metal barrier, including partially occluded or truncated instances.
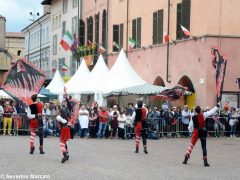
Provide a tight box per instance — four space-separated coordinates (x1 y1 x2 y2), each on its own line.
0 113 59 136
0 113 239 138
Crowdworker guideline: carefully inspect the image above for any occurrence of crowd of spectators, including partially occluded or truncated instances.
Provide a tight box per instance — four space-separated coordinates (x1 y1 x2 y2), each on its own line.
0 99 239 139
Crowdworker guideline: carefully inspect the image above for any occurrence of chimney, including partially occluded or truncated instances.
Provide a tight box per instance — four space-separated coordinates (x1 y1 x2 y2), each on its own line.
43 5 51 14
0 15 6 49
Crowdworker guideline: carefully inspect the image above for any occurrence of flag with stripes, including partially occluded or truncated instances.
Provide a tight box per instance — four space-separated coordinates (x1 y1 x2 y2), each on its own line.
60 31 73 51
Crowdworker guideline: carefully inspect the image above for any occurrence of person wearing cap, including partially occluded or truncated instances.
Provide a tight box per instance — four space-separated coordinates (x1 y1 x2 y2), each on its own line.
27 94 44 154
182 103 220 167
3 101 14 135
131 100 148 154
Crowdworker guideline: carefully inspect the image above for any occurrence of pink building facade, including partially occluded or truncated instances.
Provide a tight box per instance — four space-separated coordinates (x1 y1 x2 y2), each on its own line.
79 0 240 108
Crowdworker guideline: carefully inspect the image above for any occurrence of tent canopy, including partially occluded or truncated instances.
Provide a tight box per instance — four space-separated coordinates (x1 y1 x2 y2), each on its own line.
80 55 109 93
99 49 146 94
104 83 167 97
39 86 57 98
46 69 65 94
0 90 13 99
65 59 90 94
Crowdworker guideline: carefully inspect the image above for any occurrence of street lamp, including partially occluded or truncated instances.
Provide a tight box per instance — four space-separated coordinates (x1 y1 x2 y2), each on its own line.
29 11 40 21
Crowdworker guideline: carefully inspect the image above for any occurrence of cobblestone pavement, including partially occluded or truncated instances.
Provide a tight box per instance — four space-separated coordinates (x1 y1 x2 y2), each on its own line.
0 136 239 180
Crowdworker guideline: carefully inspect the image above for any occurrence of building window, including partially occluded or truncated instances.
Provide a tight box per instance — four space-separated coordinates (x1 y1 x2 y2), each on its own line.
95 14 99 46
42 29 45 44
59 14 61 28
53 35 57 55
79 20 85 45
72 16 78 36
70 56 76 76
102 10 107 48
112 24 123 52
132 17 141 48
62 21 66 37
63 0 68 14
176 0 191 39
73 0 78 8
87 17 93 43
58 58 65 76
153 9 163 45
46 27 49 41
52 17 55 30
52 60 57 71
56 16 58 29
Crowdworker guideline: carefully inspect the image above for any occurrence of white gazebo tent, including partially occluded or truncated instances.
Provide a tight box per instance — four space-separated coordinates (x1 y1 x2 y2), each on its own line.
65 59 90 94
99 49 146 94
0 90 13 99
80 55 109 93
46 69 65 94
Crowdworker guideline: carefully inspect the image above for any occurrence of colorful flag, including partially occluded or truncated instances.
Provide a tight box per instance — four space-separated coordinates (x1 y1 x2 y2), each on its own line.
98 45 106 54
211 47 227 102
60 31 73 51
113 41 120 50
70 33 78 54
151 85 187 101
1 59 46 106
128 38 136 48
62 63 69 71
163 32 170 43
180 25 191 36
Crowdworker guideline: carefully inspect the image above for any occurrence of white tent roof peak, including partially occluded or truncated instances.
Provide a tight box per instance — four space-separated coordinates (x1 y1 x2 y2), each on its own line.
65 59 90 93
46 69 65 94
99 49 146 93
80 55 109 93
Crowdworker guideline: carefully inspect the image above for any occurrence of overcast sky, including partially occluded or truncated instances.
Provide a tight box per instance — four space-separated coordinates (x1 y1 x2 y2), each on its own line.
0 0 43 32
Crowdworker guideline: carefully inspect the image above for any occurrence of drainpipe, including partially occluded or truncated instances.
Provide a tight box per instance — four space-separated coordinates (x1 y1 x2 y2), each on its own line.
166 0 171 83
126 0 129 57
106 0 109 63
27 28 31 61
37 19 42 69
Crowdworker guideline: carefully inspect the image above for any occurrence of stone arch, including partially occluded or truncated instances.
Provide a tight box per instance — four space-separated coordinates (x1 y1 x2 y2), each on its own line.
177 75 195 93
153 76 165 87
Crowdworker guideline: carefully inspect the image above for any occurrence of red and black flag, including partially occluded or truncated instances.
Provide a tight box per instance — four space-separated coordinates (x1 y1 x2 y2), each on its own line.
211 47 227 102
1 58 46 106
152 85 187 101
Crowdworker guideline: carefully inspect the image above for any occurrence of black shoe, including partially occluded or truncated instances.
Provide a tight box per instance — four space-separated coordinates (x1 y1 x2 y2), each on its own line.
135 148 139 153
144 147 148 154
39 147 45 154
204 159 210 167
61 152 68 163
30 146 35 154
183 156 189 164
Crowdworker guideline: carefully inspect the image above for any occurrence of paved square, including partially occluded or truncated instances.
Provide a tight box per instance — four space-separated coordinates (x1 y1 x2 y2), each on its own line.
0 136 239 180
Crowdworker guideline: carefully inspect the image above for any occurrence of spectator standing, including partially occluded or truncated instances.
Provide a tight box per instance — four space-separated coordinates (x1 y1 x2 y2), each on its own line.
109 105 119 139
97 107 109 138
3 101 14 135
89 109 98 138
228 107 238 138
0 102 3 132
78 105 89 138
150 107 160 132
118 109 127 139
181 105 191 137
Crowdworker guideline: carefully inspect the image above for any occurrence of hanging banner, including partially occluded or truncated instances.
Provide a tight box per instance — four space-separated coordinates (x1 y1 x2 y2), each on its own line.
1 58 46 106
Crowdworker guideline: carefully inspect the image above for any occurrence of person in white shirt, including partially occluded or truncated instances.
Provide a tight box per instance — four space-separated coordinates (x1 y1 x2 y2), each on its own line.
0 103 4 130
78 105 89 138
183 104 219 167
118 109 127 139
109 105 119 139
181 105 191 137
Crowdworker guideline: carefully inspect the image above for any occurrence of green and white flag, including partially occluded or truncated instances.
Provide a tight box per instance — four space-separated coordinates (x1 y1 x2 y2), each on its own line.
128 37 136 48
62 63 69 71
113 41 120 50
60 31 73 51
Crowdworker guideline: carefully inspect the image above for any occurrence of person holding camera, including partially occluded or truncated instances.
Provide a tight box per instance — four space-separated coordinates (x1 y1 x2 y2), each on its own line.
27 94 44 154
182 103 219 167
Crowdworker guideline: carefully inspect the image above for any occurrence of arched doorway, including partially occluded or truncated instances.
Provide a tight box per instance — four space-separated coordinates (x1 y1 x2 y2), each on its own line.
178 75 195 109
153 76 165 87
